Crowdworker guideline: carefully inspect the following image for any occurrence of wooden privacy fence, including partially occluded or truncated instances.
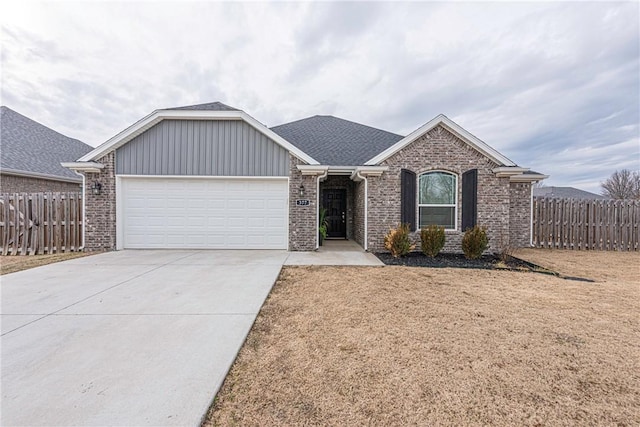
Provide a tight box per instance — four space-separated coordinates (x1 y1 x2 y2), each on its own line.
0 192 83 255
533 197 639 251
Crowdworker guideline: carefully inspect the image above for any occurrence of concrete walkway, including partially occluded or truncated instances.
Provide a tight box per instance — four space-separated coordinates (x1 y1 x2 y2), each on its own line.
284 239 384 266
1 250 287 427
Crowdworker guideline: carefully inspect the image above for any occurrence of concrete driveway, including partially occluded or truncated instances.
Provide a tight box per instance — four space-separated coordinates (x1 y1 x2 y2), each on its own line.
1 250 287 427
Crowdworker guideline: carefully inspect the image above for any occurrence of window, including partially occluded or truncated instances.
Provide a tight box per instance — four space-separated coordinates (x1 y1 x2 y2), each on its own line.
418 171 457 229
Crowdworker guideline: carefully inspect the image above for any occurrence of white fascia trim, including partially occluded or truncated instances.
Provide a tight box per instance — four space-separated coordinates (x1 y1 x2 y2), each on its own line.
350 166 389 180
492 166 531 177
510 174 549 183
78 109 319 165
116 174 287 180
365 114 516 167
1 168 83 183
60 162 105 173
297 165 330 176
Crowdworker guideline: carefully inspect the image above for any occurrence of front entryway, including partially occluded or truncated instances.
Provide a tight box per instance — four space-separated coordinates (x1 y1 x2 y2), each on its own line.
322 188 346 238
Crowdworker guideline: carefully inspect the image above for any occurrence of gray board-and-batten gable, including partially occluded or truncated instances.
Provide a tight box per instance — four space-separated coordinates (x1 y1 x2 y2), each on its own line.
115 120 289 176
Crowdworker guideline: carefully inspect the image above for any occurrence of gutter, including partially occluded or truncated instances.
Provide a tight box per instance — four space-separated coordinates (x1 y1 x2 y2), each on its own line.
2 168 82 184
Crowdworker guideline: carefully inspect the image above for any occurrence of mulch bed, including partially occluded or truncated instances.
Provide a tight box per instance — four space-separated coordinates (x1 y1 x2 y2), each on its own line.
375 251 554 273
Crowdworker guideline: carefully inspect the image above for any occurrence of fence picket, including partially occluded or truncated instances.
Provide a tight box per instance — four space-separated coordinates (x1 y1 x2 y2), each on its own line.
533 197 638 251
0 192 83 255
2 194 9 255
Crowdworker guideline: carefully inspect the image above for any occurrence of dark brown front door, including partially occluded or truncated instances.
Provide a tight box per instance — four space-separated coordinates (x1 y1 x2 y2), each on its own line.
323 189 346 238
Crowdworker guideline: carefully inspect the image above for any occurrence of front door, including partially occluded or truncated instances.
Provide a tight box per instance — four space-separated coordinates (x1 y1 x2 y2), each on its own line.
323 189 346 238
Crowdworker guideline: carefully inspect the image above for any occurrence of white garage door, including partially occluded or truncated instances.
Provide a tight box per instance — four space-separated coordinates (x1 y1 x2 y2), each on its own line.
119 177 288 249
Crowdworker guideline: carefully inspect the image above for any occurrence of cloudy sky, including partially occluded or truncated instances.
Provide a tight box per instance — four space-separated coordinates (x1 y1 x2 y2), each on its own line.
1 1 638 193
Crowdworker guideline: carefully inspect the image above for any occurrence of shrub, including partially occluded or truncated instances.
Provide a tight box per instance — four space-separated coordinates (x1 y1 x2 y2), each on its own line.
498 236 516 263
461 226 489 259
384 223 415 258
420 225 445 257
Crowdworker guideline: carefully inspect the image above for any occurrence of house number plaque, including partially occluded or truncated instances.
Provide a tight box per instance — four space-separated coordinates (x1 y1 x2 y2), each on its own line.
296 199 310 206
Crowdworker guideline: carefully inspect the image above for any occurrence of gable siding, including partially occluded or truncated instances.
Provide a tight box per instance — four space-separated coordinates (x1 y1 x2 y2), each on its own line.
116 120 289 176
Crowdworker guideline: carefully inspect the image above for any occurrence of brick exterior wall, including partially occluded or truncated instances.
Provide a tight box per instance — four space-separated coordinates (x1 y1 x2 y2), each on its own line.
83 152 116 251
368 125 516 253
288 154 317 251
319 175 354 240
353 180 365 247
509 182 532 248
0 173 81 193
77 128 533 254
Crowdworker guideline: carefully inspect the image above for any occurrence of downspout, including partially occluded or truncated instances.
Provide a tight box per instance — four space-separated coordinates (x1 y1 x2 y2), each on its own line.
530 183 534 247
316 169 328 249
72 171 86 250
355 170 368 251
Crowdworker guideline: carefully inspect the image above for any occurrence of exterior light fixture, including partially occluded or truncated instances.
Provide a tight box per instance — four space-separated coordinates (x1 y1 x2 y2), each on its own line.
299 183 305 196
92 181 103 195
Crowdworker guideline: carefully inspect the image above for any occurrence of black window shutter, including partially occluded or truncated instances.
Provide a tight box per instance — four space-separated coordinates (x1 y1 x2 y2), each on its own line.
462 169 478 231
401 169 416 231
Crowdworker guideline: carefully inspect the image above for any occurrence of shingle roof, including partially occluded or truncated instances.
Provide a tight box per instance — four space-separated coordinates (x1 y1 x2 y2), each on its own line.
163 101 239 111
270 115 403 166
1 106 93 181
534 186 606 200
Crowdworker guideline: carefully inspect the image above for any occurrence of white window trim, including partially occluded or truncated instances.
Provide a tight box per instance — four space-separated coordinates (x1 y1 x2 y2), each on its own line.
417 171 458 231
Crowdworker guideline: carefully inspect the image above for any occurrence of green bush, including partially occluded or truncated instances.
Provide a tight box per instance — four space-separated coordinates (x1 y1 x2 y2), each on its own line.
420 225 445 257
384 223 415 258
461 226 489 259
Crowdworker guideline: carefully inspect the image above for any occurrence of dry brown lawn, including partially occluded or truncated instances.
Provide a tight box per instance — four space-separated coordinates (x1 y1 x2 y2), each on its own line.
206 250 640 426
0 252 93 275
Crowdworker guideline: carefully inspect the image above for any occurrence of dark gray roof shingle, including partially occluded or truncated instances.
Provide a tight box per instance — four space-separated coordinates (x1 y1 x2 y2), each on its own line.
163 101 239 111
270 115 403 166
534 186 606 200
1 106 93 181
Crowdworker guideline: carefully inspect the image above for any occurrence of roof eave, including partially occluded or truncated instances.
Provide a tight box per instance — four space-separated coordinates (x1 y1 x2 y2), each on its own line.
492 166 531 177
1 168 83 183
364 114 516 167
510 174 549 183
61 162 105 173
79 110 320 165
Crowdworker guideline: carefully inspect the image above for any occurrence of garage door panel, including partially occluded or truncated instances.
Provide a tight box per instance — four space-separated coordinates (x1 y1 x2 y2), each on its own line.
121 178 287 249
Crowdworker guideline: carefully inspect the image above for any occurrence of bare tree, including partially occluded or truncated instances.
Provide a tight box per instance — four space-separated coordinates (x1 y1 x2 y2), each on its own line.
601 169 640 200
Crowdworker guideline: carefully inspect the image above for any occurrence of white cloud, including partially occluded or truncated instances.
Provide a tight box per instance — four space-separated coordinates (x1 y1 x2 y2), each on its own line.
1 1 638 193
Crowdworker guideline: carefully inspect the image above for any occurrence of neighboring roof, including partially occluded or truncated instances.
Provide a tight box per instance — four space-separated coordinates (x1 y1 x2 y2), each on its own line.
76 105 319 165
534 186 606 200
161 101 239 111
365 114 516 167
1 106 93 182
270 115 403 166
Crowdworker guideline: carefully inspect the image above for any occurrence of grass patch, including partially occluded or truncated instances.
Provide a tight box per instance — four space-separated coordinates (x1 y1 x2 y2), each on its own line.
204 251 640 426
1 251 95 275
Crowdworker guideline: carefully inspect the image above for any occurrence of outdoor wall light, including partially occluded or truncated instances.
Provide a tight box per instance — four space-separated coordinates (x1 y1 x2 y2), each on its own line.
299 183 305 197
92 181 103 195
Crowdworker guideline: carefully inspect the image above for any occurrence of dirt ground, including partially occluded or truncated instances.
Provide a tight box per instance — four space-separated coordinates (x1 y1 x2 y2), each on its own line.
205 250 640 426
0 252 93 275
